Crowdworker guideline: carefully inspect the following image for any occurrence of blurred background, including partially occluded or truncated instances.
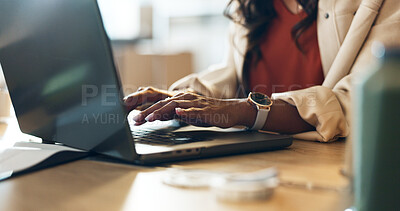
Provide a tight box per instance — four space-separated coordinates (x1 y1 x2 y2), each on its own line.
0 0 231 96
98 0 230 94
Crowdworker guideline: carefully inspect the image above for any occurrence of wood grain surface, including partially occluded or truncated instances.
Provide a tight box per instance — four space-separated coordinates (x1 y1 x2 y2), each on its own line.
0 123 353 211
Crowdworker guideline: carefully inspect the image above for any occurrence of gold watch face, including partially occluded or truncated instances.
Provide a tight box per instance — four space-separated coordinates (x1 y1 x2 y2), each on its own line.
250 92 272 106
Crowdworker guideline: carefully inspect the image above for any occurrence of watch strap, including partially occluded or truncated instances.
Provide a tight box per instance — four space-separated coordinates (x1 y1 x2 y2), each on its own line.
251 105 269 130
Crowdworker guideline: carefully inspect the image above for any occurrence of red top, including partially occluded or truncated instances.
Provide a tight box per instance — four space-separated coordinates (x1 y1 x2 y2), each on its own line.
248 0 324 96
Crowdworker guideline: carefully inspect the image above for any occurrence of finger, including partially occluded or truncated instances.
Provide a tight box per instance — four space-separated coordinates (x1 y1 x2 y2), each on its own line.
123 94 141 109
170 92 198 101
136 87 146 91
146 102 177 122
135 102 154 111
133 99 171 122
133 119 147 126
146 100 206 122
123 92 154 111
172 92 185 98
123 87 170 111
132 93 201 122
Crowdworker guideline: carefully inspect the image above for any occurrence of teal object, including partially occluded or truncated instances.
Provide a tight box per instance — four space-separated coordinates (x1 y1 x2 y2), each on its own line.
353 47 400 211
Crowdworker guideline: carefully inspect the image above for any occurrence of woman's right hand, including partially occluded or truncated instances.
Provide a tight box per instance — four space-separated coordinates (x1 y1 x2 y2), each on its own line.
123 86 175 112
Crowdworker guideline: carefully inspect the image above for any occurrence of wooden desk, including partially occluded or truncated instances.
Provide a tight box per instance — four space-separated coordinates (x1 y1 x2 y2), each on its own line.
0 123 352 211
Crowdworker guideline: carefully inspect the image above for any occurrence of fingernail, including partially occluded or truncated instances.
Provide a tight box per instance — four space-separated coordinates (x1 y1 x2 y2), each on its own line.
175 108 183 115
145 113 155 122
134 121 143 126
133 114 142 122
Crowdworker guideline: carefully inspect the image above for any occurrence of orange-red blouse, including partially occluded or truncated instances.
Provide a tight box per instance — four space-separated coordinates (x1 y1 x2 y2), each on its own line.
248 0 324 96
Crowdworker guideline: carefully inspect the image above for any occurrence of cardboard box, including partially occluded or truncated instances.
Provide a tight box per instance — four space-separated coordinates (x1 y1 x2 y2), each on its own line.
114 46 193 96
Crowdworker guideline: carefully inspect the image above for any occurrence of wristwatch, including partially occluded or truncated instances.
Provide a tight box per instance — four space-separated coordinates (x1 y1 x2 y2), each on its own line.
247 92 273 130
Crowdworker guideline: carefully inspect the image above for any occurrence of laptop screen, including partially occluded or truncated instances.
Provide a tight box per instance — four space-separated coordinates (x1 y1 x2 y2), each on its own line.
0 0 135 158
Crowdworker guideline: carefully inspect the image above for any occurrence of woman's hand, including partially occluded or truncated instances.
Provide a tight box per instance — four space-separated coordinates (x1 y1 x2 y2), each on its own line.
131 92 257 128
123 87 176 111
123 87 314 133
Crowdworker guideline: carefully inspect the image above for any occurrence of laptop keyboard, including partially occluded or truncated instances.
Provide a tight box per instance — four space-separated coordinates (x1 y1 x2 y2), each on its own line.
131 128 206 146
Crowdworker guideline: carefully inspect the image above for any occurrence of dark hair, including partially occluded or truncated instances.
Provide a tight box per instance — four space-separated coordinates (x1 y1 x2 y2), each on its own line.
224 0 319 59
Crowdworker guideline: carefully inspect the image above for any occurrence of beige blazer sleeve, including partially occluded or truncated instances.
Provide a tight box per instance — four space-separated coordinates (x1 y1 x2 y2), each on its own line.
272 0 400 142
169 0 400 142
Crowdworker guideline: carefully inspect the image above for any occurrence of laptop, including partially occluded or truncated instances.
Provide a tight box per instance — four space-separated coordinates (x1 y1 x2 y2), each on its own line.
0 0 292 164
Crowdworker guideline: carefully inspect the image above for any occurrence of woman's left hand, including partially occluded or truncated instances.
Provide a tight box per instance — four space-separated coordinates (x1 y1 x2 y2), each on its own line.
132 92 256 128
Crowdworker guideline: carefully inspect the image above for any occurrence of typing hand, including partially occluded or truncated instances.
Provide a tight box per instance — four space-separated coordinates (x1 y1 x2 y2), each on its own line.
131 92 256 128
123 86 175 112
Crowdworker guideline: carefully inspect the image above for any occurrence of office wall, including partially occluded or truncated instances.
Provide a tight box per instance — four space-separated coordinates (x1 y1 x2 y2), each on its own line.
107 0 230 94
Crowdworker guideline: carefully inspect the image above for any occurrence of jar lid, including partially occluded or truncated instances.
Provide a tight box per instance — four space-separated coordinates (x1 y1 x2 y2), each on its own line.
211 168 279 202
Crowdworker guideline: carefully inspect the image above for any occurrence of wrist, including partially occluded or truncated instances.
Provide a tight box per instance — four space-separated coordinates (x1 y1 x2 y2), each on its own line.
236 99 257 128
